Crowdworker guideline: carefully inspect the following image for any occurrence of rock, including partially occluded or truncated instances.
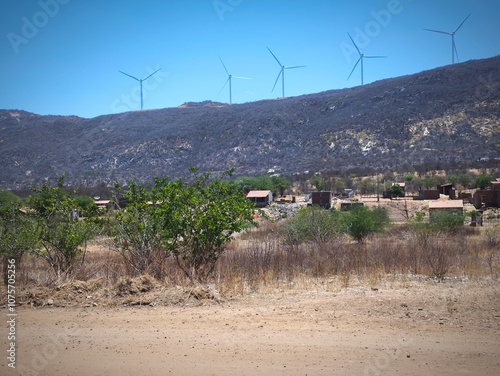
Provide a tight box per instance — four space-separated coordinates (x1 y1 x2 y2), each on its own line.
47 299 54 306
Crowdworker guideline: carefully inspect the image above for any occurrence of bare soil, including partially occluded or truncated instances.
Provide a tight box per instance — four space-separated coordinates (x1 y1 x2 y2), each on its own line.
2 277 500 376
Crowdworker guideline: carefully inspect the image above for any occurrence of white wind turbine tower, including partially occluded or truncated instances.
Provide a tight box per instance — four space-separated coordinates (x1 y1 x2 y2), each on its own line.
119 68 161 110
347 33 387 86
424 13 471 64
267 47 306 98
218 56 251 104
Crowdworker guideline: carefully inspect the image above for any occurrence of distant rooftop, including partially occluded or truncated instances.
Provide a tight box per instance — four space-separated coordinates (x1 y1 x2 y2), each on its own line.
246 190 272 198
429 201 463 209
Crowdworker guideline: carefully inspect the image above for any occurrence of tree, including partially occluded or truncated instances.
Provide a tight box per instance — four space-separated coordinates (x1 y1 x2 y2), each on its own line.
0 200 40 284
423 176 438 189
310 176 327 191
339 205 390 243
155 169 256 282
270 176 291 196
235 175 290 197
358 178 376 196
457 173 472 190
27 175 98 281
0 190 21 215
404 173 414 183
108 181 165 278
390 183 405 198
476 173 493 190
111 169 257 282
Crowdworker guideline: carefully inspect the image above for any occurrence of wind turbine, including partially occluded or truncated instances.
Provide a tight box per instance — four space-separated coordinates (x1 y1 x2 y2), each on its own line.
119 68 161 110
218 56 250 104
267 47 306 98
347 33 387 86
424 13 471 64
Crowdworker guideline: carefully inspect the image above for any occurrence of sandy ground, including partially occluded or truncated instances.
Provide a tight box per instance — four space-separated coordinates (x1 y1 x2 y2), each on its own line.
2 277 500 376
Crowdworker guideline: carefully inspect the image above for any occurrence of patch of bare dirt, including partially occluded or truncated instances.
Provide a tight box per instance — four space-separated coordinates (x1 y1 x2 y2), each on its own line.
1 277 499 375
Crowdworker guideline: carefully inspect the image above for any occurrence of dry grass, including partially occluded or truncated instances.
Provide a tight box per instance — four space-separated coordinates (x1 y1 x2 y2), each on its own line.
2 220 499 307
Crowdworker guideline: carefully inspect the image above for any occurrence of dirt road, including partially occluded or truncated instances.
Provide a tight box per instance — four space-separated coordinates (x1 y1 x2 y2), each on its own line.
2 279 500 376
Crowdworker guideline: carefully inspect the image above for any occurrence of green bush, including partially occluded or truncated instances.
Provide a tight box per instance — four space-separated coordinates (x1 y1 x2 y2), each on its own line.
339 205 390 243
282 206 340 245
283 205 390 244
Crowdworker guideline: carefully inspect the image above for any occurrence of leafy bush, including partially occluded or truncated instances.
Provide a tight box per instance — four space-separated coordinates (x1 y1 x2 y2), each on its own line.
339 205 390 243
27 175 99 280
283 205 390 244
282 206 341 245
110 169 256 282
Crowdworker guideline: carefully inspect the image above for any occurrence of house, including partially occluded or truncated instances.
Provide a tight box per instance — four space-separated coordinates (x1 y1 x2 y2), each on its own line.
472 189 500 209
428 200 463 221
439 183 454 197
418 189 440 200
246 190 273 207
340 189 354 198
310 191 333 209
94 199 115 211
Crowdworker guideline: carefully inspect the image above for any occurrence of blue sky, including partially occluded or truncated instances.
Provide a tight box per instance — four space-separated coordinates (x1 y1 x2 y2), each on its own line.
1 0 499 118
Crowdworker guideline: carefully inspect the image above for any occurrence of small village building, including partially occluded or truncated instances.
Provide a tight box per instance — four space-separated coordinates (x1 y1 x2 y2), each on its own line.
418 189 440 200
94 200 115 211
310 191 333 209
428 200 464 221
246 190 273 207
439 183 454 197
472 189 500 209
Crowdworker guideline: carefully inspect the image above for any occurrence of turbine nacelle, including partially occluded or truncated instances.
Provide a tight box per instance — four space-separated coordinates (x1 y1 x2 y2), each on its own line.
218 56 250 104
346 33 386 86
267 47 306 98
119 68 161 110
424 13 471 64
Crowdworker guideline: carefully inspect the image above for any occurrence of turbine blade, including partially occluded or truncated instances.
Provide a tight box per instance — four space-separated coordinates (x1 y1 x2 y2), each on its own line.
454 13 471 33
347 32 361 56
219 56 230 76
285 65 307 69
424 28 451 35
218 77 230 95
143 68 161 81
347 57 361 81
119 70 140 81
364 56 387 59
232 76 251 80
272 70 282 92
267 47 282 67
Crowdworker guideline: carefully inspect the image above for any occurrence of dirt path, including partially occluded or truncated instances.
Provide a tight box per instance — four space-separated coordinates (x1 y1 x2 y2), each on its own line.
2 280 500 376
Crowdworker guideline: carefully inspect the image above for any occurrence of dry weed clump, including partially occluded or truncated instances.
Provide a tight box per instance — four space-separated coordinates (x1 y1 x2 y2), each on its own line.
115 274 157 296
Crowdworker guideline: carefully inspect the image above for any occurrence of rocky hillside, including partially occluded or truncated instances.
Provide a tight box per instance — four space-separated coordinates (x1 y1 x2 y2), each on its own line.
1 56 499 189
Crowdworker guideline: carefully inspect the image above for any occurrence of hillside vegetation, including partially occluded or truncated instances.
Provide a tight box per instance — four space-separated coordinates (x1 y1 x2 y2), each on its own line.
1 56 499 189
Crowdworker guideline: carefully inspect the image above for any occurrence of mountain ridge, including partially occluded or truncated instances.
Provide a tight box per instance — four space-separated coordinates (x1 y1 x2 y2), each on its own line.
1 56 499 189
